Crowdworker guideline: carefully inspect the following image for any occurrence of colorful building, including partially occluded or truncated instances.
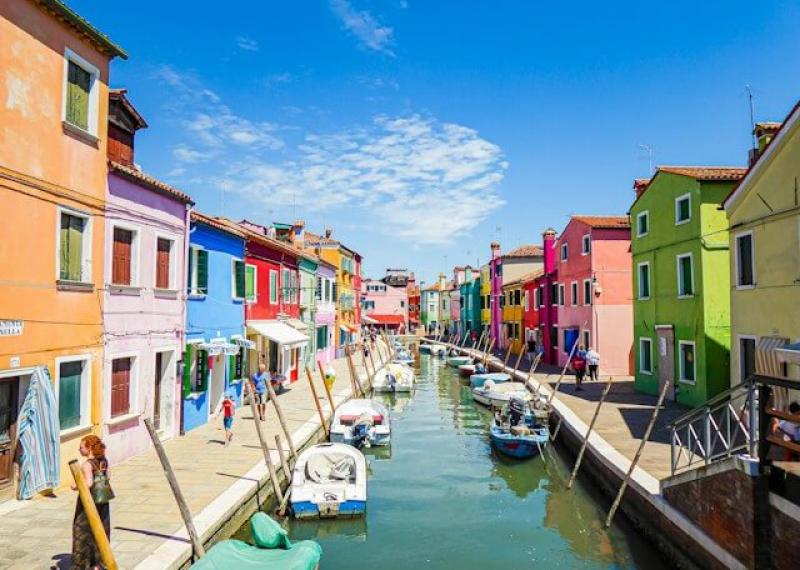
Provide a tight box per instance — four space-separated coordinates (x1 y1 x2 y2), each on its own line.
536 229 561 366
314 261 337 367
724 112 800 387
521 270 544 351
0 0 126 500
407 278 421 332
420 283 440 334
361 270 410 332
480 264 491 340
183 213 247 433
501 278 525 353
460 270 481 342
103 90 193 461
630 167 745 406
554 216 633 375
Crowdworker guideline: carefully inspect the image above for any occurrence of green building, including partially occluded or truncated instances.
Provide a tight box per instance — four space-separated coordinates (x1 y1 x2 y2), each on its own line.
460 274 481 342
629 166 745 407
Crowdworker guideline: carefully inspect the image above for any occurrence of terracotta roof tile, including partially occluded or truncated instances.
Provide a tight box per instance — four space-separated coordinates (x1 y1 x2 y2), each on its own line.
503 244 543 258
657 166 747 181
572 215 630 229
109 161 193 204
191 211 246 238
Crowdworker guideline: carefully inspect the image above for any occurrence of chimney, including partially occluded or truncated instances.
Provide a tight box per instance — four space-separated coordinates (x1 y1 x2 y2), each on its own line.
490 241 501 260
107 89 147 167
542 228 557 274
633 178 650 199
438 272 446 292
749 122 782 165
325 227 333 239
292 219 305 249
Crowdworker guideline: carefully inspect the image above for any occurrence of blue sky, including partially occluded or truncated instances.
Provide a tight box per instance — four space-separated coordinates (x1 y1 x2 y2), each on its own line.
73 0 800 285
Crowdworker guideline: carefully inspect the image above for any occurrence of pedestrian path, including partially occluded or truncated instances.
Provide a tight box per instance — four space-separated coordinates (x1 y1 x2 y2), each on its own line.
0 350 377 570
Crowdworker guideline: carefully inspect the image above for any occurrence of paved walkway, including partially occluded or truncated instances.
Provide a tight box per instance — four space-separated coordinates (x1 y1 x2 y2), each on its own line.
0 346 381 570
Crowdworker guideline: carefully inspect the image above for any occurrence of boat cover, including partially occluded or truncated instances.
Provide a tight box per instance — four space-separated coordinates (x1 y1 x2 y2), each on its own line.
306 453 356 483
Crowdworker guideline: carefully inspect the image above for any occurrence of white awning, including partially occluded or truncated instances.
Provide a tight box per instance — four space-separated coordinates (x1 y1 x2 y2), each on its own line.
247 321 308 347
198 339 240 356
756 336 789 378
232 336 256 350
776 342 800 365
284 318 308 332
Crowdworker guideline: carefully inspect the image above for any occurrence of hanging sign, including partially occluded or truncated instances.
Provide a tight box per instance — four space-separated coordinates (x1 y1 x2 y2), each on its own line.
0 320 23 336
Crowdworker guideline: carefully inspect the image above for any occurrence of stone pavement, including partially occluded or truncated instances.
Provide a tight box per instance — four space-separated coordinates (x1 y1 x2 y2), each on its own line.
0 346 380 570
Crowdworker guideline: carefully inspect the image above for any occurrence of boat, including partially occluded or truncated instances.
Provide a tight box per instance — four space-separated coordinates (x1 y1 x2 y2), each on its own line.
489 397 550 459
330 399 390 448
458 364 476 377
393 348 414 365
191 512 322 569
430 345 446 357
447 355 472 368
469 372 511 388
291 443 367 519
419 343 433 354
372 362 415 392
472 380 532 408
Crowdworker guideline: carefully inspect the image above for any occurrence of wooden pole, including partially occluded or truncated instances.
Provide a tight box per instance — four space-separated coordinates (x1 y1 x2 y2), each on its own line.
475 330 486 356
68 460 119 569
605 378 672 527
568 377 615 489
317 360 336 414
460 333 469 348
502 345 513 369
546 336 581 405
305 366 329 437
265 380 298 461
526 353 543 396
143 418 206 559
343 345 359 396
483 338 495 367
346 344 367 397
274 434 291 482
367 345 378 385
512 346 524 378
241 386 284 506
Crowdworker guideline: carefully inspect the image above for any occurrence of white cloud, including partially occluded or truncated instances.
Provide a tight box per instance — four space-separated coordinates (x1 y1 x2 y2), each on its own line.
329 0 395 56
236 36 259 52
173 145 210 163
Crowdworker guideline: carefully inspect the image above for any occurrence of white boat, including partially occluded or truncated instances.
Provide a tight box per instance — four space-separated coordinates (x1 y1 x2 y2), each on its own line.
393 348 414 364
372 362 415 392
330 399 391 448
430 345 446 357
291 443 367 519
472 380 532 408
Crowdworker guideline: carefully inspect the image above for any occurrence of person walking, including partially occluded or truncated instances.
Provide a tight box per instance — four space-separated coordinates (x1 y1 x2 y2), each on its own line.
250 363 269 421
586 347 600 381
71 435 113 570
571 350 587 391
218 392 236 446
526 334 537 363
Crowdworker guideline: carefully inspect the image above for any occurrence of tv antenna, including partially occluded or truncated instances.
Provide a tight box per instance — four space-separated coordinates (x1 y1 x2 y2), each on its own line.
639 144 654 175
745 84 756 150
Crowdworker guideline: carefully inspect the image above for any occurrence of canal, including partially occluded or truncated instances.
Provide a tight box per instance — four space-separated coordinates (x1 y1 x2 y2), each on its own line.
238 353 665 569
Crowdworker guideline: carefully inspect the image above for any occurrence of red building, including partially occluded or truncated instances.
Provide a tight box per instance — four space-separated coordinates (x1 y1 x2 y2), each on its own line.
535 229 560 366
521 269 543 350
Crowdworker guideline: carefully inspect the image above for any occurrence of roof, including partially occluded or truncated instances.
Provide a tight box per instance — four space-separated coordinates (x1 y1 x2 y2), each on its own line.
656 166 747 181
519 269 545 284
571 215 630 229
503 244 543 258
34 0 127 59
367 314 406 325
304 231 339 247
109 89 147 129
191 211 246 238
754 121 782 135
108 161 193 204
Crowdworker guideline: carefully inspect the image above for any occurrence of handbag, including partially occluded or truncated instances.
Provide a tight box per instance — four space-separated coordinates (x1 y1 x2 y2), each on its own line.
90 462 115 505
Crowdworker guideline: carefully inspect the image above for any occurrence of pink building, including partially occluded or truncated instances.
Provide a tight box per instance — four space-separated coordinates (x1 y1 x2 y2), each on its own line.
554 216 633 375
362 273 409 332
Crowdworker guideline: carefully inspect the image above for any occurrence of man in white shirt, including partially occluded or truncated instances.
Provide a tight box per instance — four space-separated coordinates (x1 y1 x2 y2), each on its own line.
586 348 600 381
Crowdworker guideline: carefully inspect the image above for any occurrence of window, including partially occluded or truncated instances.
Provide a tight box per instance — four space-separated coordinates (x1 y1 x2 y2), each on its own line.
316 325 329 350
245 264 257 302
639 338 653 374
582 235 591 255
232 260 246 300
735 232 754 288
533 287 540 309
110 356 133 418
111 227 136 286
582 330 590 348
58 208 91 282
56 356 91 433
571 282 578 306
637 211 649 237
282 268 290 303
290 271 298 303
561 243 568 261
324 279 332 303
514 289 521 306
364 300 375 310
232 349 246 381
550 325 558 347
638 262 651 300
551 283 558 305
677 253 694 297
185 345 208 394
679 341 696 383
270 270 278 305
739 336 756 383
524 291 530 312
538 285 544 307
494 264 502 277
558 284 565 306
583 279 592 305
63 49 99 135
675 194 691 225
401 300 406 308
188 247 208 295
156 237 174 289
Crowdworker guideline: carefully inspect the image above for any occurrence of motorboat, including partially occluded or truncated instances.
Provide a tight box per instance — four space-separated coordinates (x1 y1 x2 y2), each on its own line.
419 343 433 354
458 364 476 378
472 380 532 408
447 355 472 368
469 372 511 388
393 349 414 365
291 443 367 519
430 345 446 357
489 397 550 459
372 362 415 392
330 399 390 448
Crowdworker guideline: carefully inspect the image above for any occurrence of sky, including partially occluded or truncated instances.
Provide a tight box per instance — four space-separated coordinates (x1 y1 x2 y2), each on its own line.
71 0 800 285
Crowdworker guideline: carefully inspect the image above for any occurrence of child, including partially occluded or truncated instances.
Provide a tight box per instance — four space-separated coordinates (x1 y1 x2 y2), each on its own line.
220 393 235 446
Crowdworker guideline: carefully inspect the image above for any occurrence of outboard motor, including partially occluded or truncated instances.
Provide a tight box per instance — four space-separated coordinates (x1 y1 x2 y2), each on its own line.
352 412 374 449
475 363 486 374
387 373 398 392
508 396 526 426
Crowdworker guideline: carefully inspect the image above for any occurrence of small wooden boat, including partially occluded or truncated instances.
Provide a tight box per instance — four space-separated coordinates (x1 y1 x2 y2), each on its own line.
393 349 414 365
430 345 446 357
469 372 510 388
291 443 367 519
372 362 415 392
472 381 532 408
330 399 390 448
447 355 471 368
458 364 476 378
489 397 550 459
419 343 433 354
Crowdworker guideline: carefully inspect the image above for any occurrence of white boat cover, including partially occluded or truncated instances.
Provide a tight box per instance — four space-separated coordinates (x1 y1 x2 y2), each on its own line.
306 453 356 483
247 321 308 347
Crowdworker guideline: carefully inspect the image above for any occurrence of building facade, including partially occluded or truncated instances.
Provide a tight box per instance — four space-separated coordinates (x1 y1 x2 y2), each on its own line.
502 278 524 353
361 271 409 332
314 262 336 366
460 271 481 343
480 264 491 340
536 230 560 366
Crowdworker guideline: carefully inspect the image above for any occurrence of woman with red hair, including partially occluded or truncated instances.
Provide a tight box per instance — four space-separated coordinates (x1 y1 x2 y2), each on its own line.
70 435 112 569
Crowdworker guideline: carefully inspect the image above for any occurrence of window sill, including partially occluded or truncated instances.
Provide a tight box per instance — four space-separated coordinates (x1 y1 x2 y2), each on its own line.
185 391 205 401
62 121 99 147
639 370 653 376
109 284 142 296
188 292 207 300
56 280 94 292
154 288 179 300
637 232 649 238
735 284 756 291
675 219 691 226
677 294 695 300
638 297 650 301
60 424 93 441
678 378 696 386
106 412 141 427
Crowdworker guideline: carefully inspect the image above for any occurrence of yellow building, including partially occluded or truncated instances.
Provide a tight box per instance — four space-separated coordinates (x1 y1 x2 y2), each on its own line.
724 113 800 388
502 279 524 354
480 264 491 339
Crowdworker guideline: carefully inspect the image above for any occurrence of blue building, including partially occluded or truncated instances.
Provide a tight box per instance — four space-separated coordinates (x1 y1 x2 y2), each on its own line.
182 212 249 433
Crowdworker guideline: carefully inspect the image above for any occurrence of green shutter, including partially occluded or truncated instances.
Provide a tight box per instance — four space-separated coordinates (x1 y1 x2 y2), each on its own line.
270 271 278 304
197 249 209 294
198 350 208 391
66 61 90 131
245 265 256 301
58 361 83 430
60 213 84 281
183 344 193 397
234 261 245 299
228 355 236 385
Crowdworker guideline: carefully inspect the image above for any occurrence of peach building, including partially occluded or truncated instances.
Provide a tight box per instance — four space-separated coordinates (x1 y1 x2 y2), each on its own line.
554 216 633 375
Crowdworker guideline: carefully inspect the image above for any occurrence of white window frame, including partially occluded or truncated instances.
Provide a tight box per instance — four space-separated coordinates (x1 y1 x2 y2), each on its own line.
737 334 757 383
639 337 653 374
561 243 568 262
734 230 756 290
675 193 691 225
245 263 258 303
637 262 651 300
524 290 530 312
581 234 591 255
154 232 178 290
270 269 279 305
54 354 92 437
110 223 140 286
55 205 93 283
106 350 140 423
188 245 206 296
676 252 694 298
583 279 592 306
62 48 101 137
533 287 540 310
636 210 649 237
571 281 578 306
558 283 565 306
678 340 696 385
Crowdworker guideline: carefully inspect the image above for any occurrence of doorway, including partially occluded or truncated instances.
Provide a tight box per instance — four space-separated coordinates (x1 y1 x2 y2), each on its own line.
656 326 675 400
210 354 225 415
154 352 163 431
0 377 20 499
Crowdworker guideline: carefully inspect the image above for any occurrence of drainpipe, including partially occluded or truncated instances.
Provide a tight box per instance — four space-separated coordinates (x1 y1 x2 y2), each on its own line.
179 203 193 436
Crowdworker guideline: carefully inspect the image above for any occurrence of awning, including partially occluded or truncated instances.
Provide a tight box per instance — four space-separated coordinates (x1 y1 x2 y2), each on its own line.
248 321 308 347
284 318 308 332
231 335 256 350
369 314 405 326
198 340 240 356
756 336 789 378
362 315 378 325
776 342 800 365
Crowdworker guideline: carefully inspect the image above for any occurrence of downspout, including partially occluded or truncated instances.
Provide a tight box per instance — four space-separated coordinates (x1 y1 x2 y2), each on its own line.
179 203 193 436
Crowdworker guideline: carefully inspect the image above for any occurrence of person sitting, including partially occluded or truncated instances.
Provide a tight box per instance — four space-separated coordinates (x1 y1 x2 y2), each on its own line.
773 402 800 461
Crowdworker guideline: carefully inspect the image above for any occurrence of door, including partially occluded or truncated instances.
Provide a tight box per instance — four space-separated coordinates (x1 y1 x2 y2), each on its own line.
0 378 20 494
656 327 675 401
210 355 225 415
153 352 163 431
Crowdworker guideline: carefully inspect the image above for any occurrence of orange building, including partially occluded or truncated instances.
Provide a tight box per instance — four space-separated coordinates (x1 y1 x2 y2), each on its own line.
0 0 126 501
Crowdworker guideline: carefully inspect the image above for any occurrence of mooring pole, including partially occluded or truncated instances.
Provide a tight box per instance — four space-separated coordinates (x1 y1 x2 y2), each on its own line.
546 336 582 405
367 345 378 388
568 377 615 489
305 366 329 437
266 380 298 461
511 346 524 378
483 338 495 367
346 344 367 397
502 345 513 369
317 360 336 414
143 418 206 559
274 434 291 483
605 378 672 527
69 460 119 569
242 385 284 506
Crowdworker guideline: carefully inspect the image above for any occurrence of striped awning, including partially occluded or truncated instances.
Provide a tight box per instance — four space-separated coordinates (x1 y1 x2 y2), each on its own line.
776 342 800 365
756 336 789 378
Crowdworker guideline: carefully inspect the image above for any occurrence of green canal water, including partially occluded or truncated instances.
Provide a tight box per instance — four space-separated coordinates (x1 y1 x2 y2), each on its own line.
239 354 665 569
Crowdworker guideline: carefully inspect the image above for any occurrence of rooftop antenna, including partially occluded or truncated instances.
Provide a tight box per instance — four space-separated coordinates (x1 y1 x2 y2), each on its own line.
746 84 756 150
639 144 654 175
